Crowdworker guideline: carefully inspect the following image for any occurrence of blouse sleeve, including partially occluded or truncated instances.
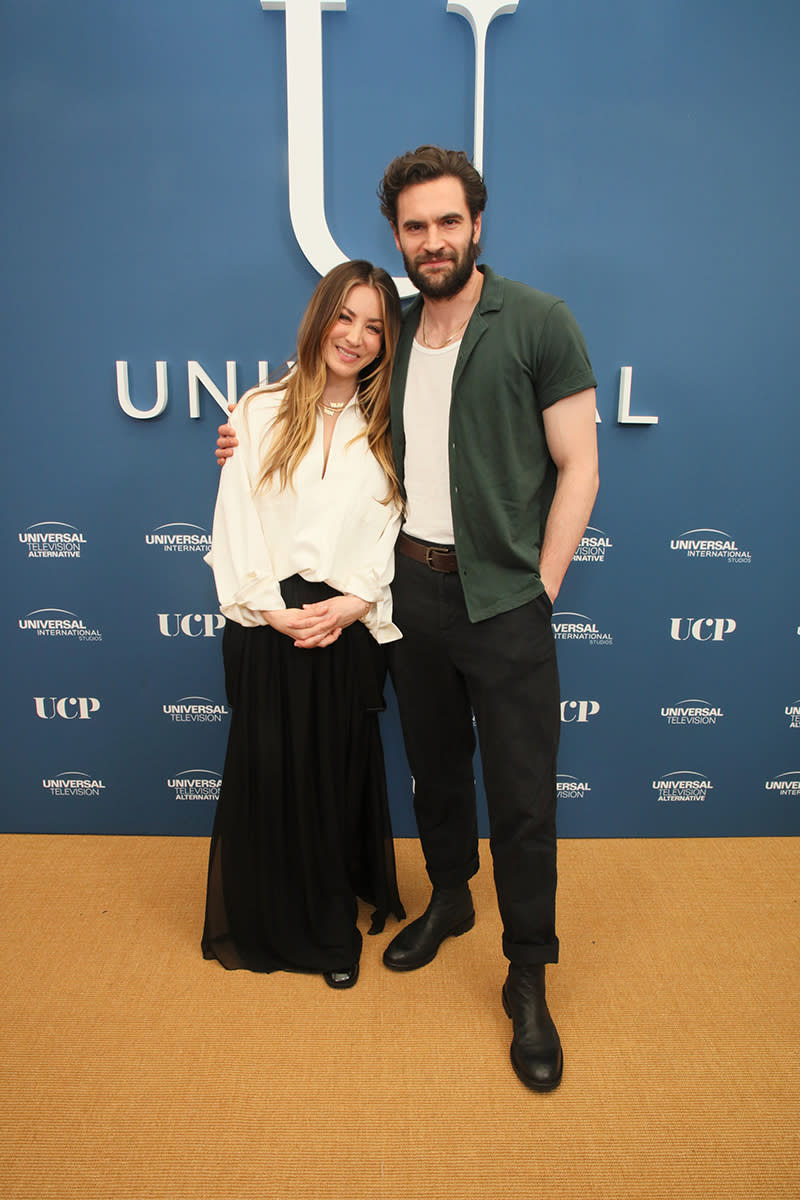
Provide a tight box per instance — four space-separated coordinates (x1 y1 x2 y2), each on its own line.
204 397 285 627
329 500 403 644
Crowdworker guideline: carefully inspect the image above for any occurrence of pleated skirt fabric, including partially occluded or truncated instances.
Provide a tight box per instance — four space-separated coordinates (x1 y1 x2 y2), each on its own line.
202 576 405 975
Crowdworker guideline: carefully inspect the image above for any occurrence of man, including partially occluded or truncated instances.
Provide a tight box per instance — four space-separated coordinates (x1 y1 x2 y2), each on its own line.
218 146 598 1092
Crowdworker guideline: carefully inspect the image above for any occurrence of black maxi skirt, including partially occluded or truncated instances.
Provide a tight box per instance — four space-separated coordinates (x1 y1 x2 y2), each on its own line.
202 575 405 974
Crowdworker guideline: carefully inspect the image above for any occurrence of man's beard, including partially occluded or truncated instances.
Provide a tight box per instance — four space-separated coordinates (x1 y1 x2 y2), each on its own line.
402 236 479 299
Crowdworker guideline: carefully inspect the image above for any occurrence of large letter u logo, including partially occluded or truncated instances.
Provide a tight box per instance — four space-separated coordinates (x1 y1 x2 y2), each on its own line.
261 0 518 296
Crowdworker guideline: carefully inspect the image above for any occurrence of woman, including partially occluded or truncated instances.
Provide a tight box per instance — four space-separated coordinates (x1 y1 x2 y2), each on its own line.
202 260 405 988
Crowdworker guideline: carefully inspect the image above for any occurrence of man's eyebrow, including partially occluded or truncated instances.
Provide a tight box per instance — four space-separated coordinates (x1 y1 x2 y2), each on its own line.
401 211 464 229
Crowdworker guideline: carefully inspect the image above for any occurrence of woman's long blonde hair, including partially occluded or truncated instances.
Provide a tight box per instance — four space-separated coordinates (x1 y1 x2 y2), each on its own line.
247 260 402 507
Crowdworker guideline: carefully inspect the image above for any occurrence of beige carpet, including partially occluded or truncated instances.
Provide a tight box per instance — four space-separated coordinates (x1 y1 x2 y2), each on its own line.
1 834 798 1200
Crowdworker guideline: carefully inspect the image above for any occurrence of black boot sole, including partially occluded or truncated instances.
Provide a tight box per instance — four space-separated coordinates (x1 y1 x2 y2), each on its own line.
382 911 475 972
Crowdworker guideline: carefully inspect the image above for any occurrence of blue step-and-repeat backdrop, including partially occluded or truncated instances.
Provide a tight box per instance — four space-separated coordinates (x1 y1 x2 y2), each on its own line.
2 0 798 837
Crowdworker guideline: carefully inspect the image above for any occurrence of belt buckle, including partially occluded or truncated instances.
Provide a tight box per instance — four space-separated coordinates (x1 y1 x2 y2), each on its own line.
425 545 447 572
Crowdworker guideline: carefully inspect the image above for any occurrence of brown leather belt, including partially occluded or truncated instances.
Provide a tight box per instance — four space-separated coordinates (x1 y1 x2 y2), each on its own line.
397 530 458 573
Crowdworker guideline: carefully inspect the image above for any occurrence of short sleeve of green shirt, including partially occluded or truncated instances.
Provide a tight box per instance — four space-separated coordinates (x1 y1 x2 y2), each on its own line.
534 298 596 410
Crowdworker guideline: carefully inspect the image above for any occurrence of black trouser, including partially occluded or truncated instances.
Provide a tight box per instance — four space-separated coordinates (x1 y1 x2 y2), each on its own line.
388 552 560 965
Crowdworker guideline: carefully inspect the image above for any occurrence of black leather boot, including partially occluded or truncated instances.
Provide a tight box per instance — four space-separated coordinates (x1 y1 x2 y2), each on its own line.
502 964 563 1092
382 883 475 971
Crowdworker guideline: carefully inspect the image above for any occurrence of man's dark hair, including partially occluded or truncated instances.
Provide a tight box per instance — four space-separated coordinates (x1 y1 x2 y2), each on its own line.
377 145 488 227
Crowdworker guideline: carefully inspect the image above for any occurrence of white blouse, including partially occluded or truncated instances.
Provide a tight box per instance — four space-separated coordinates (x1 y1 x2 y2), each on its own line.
205 386 402 643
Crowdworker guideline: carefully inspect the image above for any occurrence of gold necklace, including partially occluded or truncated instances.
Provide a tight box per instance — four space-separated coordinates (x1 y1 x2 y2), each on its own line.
421 307 470 349
318 397 349 417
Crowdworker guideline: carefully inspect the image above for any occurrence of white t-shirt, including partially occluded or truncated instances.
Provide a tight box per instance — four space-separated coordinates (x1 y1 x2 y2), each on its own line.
205 387 402 643
402 338 460 545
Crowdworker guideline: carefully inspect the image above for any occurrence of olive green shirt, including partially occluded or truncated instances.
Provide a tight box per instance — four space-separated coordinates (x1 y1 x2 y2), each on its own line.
390 265 597 622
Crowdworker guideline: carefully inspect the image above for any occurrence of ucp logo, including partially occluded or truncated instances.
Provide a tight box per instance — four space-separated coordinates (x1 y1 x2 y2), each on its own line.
560 700 600 723
157 614 226 638
34 697 101 720
670 618 736 642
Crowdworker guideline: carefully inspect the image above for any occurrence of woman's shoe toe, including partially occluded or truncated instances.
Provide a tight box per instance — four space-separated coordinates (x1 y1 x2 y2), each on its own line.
323 962 359 989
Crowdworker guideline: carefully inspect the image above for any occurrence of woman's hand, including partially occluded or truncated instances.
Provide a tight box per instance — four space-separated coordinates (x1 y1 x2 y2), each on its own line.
260 607 334 645
286 594 370 650
216 402 238 465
